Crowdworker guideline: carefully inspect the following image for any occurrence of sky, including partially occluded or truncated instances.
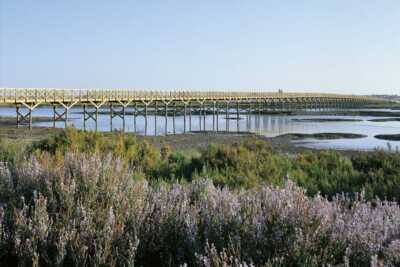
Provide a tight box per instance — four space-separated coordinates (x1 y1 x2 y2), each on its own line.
0 0 399 94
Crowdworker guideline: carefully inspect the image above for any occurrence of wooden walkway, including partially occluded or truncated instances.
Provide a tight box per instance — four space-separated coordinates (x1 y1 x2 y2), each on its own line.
0 88 382 104
0 88 386 132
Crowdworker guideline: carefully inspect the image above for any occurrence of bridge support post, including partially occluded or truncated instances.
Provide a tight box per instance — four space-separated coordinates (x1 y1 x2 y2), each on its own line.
212 101 216 132
52 104 69 128
164 102 168 135
173 102 176 135
183 103 187 133
110 102 126 132
83 105 86 130
154 102 157 136
247 103 251 130
140 100 153 136
83 105 98 131
83 101 105 131
110 103 113 131
236 101 240 133
189 103 192 132
202 102 205 132
264 99 270 113
198 103 202 132
53 105 56 128
16 105 31 128
225 101 229 132
133 102 138 133
144 103 148 136
216 103 219 131
16 102 41 130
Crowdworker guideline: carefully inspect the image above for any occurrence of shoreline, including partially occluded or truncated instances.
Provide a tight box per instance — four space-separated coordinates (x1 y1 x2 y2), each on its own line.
0 115 398 154
0 124 383 155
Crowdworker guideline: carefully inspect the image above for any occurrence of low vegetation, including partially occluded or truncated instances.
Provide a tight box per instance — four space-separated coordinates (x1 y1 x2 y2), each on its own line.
20 129 400 201
0 129 400 266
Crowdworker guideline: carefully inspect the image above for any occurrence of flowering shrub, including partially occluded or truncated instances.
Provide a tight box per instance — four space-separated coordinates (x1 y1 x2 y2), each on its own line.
20 129 400 201
0 152 400 266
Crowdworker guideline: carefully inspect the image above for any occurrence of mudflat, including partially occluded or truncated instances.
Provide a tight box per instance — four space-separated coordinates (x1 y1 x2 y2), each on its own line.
375 134 400 141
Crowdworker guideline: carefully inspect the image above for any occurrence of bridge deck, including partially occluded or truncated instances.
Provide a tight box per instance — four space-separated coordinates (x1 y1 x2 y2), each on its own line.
0 88 382 105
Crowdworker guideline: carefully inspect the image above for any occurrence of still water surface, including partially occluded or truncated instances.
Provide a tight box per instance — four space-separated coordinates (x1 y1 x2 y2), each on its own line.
1 107 399 151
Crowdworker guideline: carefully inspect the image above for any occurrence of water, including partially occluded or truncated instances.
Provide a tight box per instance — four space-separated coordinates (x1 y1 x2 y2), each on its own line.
1 106 399 151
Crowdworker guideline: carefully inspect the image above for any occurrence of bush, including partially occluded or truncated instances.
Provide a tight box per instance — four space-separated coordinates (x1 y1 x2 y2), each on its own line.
351 151 400 201
0 153 400 266
25 130 400 201
1 130 400 265
193 141 290 188
30 129 162 179
291 151 361 198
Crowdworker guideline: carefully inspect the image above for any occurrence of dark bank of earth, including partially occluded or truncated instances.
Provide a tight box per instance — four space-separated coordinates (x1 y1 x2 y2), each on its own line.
278 132 367 140
292 110 400 117
375 134 400 141
368 118 400 122
0 116 55 126
292 118 362 122
359 111 400 117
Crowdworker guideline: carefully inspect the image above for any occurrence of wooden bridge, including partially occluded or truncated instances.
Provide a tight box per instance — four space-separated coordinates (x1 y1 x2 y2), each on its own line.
0 88 385 134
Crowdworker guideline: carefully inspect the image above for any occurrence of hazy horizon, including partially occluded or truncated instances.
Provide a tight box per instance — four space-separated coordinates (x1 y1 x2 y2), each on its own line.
1 1 399 94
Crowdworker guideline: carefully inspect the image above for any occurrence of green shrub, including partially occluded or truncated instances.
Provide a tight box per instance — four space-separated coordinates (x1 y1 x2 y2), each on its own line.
193 140 290 188
291 151 361 198
351 151 400 200
21 129 400 201
0 138 23 167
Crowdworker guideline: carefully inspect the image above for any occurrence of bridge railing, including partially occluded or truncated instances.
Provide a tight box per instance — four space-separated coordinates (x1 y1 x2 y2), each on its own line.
0 88 384 104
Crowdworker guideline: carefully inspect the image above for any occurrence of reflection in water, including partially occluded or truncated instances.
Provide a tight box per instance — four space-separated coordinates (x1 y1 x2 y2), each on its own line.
0 106 399 151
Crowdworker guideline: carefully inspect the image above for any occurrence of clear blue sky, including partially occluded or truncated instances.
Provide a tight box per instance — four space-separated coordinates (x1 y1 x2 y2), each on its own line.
1 0 399 94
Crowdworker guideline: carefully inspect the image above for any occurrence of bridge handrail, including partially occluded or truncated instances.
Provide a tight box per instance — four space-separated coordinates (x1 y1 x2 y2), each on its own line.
0 88 385 104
